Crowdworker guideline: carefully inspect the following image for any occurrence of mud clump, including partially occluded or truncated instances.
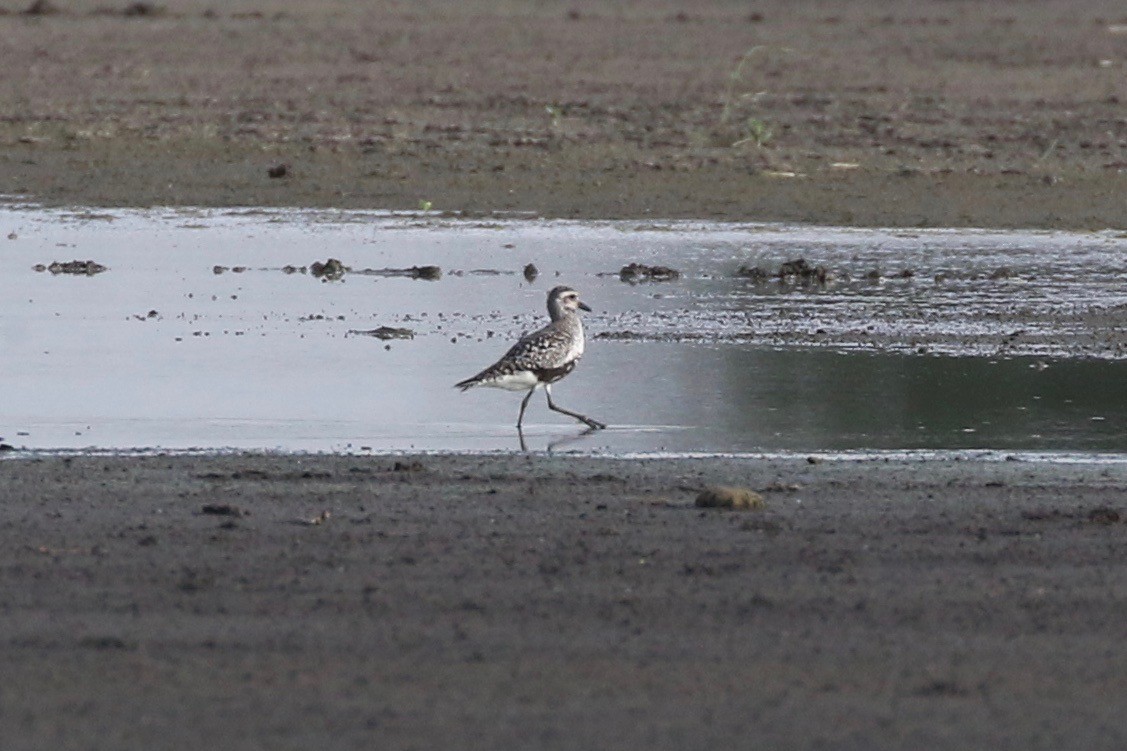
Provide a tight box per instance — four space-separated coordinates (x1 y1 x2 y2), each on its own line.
619 263 680 283
523 263 539 281
123 2 166 16
410 265 443 280
35 260 108 275
353 265 442 281
695 485 766 510
777 258 830 285
22 0 62 15
267 163 289 178
199 503 248 517
735 265 771 282
310 258 346 280
349 326 415 340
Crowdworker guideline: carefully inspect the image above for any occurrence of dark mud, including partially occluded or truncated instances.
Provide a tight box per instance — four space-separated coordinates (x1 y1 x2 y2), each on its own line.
3 453 1127 750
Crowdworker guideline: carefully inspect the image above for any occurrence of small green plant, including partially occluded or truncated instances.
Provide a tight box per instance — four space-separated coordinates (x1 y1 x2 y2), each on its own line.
733 118 774 149
716 45 791 150
418 199 433 211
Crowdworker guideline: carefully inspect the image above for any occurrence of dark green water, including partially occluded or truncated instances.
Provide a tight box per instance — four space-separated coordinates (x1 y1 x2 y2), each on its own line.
576 344 1126 454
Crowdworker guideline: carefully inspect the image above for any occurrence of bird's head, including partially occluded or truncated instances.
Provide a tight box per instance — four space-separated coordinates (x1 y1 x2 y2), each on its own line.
547 285 591 319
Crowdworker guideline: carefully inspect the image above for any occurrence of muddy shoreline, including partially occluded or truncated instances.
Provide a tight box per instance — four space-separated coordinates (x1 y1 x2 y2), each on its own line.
4 452 1127 749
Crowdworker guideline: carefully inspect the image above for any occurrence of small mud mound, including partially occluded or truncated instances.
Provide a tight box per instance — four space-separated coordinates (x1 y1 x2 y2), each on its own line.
737 258 832 285
35 260 108 275
619 263 680 283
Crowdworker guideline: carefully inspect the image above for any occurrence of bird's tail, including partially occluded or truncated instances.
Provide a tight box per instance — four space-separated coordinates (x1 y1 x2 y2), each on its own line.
454 376 479 391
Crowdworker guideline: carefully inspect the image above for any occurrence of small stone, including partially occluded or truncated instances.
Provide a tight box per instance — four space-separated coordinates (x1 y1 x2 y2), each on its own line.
695 485 766 510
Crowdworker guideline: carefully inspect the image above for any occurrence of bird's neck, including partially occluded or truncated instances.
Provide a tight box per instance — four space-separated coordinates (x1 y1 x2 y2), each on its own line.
553 312 583 336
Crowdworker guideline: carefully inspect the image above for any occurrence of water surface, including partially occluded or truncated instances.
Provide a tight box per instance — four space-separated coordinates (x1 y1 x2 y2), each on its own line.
1 206 1124 454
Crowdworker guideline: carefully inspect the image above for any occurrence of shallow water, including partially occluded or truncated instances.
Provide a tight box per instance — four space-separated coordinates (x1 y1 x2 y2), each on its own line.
1 206 1124 454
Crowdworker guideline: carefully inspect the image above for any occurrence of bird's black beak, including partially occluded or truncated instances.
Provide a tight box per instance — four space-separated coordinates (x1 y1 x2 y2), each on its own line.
578 301 592 312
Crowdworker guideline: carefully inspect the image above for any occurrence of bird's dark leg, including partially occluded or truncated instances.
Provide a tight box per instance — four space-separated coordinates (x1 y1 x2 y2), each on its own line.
545 385 606 430
516 388 536 430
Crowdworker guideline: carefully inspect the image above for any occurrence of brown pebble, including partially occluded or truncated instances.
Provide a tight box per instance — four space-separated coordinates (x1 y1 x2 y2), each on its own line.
695 486 766 510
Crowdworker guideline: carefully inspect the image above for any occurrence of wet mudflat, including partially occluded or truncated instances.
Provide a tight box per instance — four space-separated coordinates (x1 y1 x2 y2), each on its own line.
3 452 1127 751
2 206 1125 454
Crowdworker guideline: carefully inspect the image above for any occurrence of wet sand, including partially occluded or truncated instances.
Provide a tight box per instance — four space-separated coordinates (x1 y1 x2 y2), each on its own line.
4 453 1127 750
4 1 1127 748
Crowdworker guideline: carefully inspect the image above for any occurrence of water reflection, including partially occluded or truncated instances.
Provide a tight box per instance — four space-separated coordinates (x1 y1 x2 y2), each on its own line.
624 345 1127 453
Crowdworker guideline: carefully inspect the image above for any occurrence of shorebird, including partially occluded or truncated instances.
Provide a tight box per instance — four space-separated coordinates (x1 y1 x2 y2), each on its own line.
456 285 606 431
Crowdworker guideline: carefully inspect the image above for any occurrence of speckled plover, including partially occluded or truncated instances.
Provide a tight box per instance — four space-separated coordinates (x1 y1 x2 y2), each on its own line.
456 285 606 431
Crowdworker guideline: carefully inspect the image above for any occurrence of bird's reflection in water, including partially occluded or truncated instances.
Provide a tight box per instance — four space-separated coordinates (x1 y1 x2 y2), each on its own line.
517 425 602 453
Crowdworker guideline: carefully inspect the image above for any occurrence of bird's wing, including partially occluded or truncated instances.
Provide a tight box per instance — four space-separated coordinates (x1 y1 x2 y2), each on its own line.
498 324 573 371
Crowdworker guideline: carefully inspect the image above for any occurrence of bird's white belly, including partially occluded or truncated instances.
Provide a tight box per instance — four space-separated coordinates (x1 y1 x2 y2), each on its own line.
568 321 585 360
482 370 541 391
